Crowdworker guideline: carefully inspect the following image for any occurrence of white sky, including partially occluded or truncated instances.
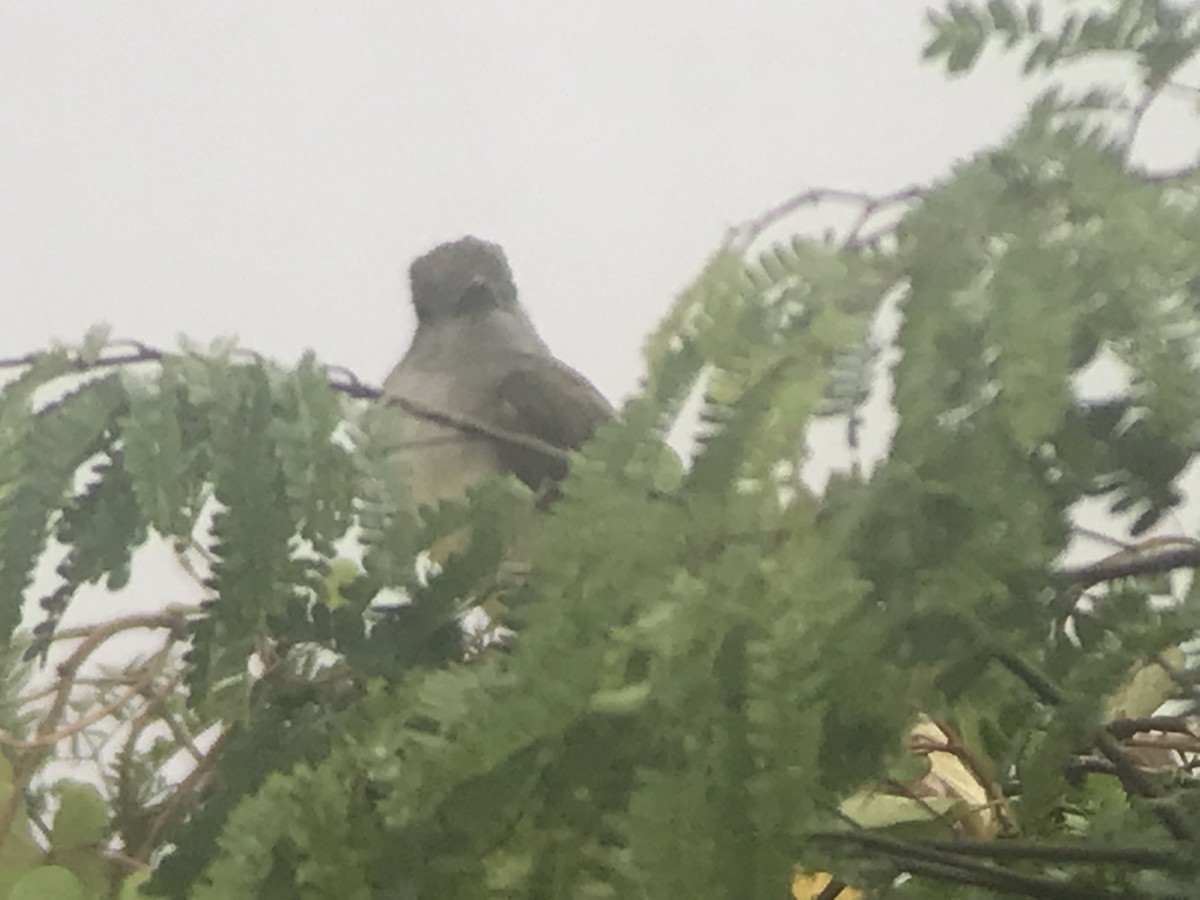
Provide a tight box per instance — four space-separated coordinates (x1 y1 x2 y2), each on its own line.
3 4 1198 681
1 1 1051 402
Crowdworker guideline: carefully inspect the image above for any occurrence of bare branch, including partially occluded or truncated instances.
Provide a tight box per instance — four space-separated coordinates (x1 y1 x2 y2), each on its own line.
813 878 850 900
50 607 197 644
988 631 1197 843
809 829 1130 899
134 726 229 863
723 184 926 251
1 647 171 749
0 606 195 854
872 835 1188 871
919 719 1020 838
1107 716 1195 740
1093 729 1195 843
1070 526 1135 551
326 368 573 466
0 339 575 470
1125 733 1200 754
1054 537 1200 588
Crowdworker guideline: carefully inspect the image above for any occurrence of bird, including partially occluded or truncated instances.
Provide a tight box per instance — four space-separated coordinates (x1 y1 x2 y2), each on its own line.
382 236 614 511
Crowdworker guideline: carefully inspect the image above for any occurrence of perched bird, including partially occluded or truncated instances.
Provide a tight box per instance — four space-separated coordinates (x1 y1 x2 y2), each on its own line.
383 236 613 509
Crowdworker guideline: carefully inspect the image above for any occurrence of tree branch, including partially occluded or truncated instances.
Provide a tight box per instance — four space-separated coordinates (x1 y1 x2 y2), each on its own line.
1054 537 1200 588
134 726 229 862
907 837 1190 871
0 340 575 470
809 829 1130 899
1106 716 1195 740
921 718 1020 837
723 185 926 251
0 647 170 749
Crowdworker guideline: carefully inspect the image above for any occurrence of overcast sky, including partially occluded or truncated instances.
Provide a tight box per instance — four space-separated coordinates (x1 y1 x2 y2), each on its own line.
3 3 1198 642
1 1 1051 400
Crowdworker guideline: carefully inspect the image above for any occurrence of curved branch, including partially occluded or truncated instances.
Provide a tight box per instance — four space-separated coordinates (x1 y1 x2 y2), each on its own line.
1055 537 1200 589
134 726 229 863
917 719 1020 838
0 606 194 854
1 340 575 470
723 184 926 251
2 647 171 749
325 367 572 466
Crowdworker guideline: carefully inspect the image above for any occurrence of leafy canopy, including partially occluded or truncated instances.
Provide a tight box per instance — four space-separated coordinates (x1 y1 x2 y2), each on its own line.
1 2 1200 898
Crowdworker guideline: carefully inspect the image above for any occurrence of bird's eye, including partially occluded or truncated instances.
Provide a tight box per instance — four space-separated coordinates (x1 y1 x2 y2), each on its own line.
458 280 495 314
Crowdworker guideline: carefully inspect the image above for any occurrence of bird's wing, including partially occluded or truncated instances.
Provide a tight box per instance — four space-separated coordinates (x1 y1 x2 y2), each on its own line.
490 355 614 492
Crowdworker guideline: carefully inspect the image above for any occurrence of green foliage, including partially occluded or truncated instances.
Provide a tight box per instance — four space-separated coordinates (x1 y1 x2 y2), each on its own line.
8 867 85 900
49 782 108 851
188 360 312 699
926 0 1200 87
0 6 1199 898
120 365 203 540
2 370 129 654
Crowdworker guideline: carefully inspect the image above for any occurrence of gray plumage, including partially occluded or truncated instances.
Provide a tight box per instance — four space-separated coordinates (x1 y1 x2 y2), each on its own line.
383 236 613 507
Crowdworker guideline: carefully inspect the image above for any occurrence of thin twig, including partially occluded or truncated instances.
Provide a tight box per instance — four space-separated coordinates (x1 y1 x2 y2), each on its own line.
1125 734 1200 754
813 879 849 900
327 368 573 466
1054 537 1200 589
879 777 961 829
18 673 146 706
924 719 1020 837
172 542 211 587
992 649 1065 706
1070 526 1135 551
128 667 203 763
50 607 196 643
1095 730 1194 843
0 347 166 372
0 608 189 854
105 848 148 873
908 837 1190 871
1 341 575 470
993 639 1197 842
134 726 229 862
724 185 926 251
810 830 1128 899
0 649 171 749
1107 716 1195 740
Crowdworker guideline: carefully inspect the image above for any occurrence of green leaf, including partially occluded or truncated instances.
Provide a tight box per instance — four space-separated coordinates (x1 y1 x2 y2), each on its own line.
50 782 108 850
269 353 356 556
8 866 85 900
989 236 1076 447
119 373 193 537
118 869 151 900
1 374 128 646
1026 1 1042 32
320 557 361 610
987 0 1021 38
839 792 961 829
188 362 306 697
77 323 113 365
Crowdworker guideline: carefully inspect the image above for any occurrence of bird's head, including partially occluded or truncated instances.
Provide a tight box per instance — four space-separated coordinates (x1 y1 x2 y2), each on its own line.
409 236 519 324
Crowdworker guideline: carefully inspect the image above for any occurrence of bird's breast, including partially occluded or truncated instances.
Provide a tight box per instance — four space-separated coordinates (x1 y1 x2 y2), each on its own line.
381 367 505 509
